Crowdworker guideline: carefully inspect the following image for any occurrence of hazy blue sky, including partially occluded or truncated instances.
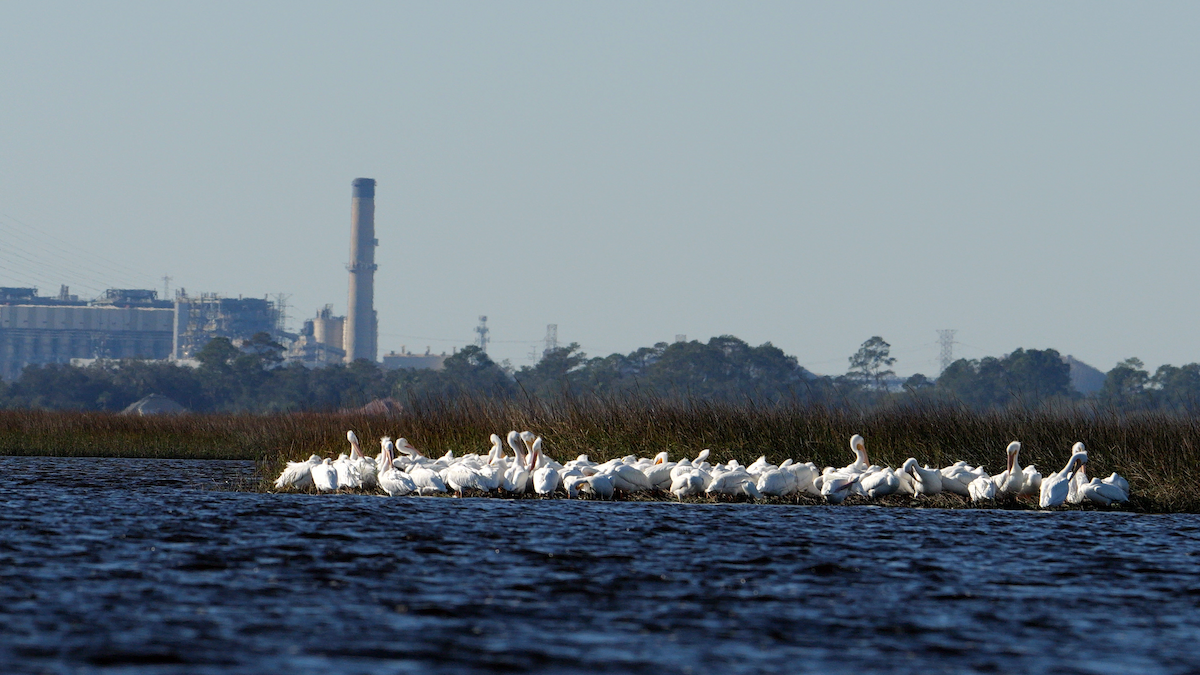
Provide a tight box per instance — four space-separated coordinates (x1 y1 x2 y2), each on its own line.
1 2 1197 376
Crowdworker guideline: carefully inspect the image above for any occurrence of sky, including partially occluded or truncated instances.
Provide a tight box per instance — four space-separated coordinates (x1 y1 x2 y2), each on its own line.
1 2 1197 376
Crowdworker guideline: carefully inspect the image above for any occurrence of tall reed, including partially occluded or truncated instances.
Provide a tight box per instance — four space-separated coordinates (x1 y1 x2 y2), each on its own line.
1 397 1195 510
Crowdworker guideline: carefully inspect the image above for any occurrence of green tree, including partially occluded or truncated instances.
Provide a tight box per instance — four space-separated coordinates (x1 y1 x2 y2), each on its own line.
848 336 896 391
1098 357 1149 409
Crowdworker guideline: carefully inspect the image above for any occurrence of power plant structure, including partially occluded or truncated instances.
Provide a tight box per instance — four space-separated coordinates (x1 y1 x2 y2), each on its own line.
286 305 346 366
172 291 285 360
0 177 463 380
0 287 174 380
344 178 378 363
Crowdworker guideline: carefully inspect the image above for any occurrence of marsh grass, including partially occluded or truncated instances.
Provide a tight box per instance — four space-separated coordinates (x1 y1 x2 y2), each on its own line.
2 397 1197 511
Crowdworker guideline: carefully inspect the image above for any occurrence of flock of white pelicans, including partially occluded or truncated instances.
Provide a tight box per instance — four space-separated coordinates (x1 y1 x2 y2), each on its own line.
273 431 1131 509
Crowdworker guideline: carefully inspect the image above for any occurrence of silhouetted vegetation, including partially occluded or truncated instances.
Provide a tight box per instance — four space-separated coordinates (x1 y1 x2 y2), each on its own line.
2 333 1200 417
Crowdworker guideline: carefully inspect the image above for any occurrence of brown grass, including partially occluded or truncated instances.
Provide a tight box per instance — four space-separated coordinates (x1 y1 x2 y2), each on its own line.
1 397 1196 511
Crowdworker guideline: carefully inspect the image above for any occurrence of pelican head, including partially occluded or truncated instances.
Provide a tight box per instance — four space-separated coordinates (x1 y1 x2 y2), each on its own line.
347 430 363 459
695 449 711 463
653 451 669 465
520 430 537 450
901 457 919 476
529 437 544 471
506 431 526 462
1067 452 1088 480
1072 441 1087 455
347 430 360 445
396 438 424 458
1006 441 1021 472
850 435 869 467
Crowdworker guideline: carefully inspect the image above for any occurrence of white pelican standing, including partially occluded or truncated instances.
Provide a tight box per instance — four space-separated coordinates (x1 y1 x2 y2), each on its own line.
991 442 1025 496
1039 450 1088 508
503 431 530 494
531 438 561 496
377 439 417 496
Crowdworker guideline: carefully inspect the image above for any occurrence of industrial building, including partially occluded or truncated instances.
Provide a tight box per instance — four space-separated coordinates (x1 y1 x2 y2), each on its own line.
0 287 175 380
0 285 292 380
172 291 284 360
0 178 428 379
285 305 346 366
381 348 447 371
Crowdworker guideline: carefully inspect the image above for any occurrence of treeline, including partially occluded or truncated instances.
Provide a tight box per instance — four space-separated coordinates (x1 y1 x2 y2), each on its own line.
1 333 1199 414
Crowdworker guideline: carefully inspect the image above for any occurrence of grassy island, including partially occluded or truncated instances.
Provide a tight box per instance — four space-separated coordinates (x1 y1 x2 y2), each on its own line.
1 399 1195 512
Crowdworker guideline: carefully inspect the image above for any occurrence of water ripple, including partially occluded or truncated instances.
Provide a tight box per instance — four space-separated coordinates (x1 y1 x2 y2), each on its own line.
1 457 1198 674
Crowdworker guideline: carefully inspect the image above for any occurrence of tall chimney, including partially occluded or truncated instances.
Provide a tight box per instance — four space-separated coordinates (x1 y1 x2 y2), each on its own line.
345 177 377 363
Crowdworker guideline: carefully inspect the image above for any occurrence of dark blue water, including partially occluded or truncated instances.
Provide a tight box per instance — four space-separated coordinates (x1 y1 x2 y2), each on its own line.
2 457 1199 674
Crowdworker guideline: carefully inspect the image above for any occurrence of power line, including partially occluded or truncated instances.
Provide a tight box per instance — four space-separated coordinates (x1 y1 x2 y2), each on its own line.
0 211 163 288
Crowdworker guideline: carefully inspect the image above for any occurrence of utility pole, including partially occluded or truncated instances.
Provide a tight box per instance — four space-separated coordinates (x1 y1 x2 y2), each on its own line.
937 329 957 375
475 315 490 354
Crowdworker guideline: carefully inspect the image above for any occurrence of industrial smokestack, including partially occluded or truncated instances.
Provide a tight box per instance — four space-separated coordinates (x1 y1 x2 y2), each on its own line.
345 178 378 363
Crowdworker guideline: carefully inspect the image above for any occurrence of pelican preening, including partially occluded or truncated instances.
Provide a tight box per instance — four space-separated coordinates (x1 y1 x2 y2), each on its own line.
272 431 1130 509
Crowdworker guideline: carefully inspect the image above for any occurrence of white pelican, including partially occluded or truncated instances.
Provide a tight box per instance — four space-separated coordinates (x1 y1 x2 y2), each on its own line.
1067 443 1090 504
706 464 763 499
1080 478 1129 505
756 468 797 497
901 458 943 496
939 462 978 497
859 467 900 498
991 442 1025 496
503 431 530 494
274 455 322 490
814 434 874 500
642 452 674 489
1039 451 1088 508
310 458 339 492
332 453 364 489
407 464 447 495
845 435 871 474
968 474 997 501
377 439 417 496
785 462 822 496
670 469 708 499
531 438 561 496
346 431 377 489
1103 472 1130 495
443 459 489 496
594 461 651 494
563 471 589 498
580 473 615 500
820 473 860 504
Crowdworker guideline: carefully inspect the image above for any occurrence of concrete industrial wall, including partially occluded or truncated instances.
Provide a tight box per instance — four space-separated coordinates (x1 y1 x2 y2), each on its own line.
0 305 175 380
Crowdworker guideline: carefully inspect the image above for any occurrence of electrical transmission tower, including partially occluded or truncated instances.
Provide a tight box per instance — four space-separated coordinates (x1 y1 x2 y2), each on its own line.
937 329 957 374
475 315 490 354
161 275 172 300
542 324 558 359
